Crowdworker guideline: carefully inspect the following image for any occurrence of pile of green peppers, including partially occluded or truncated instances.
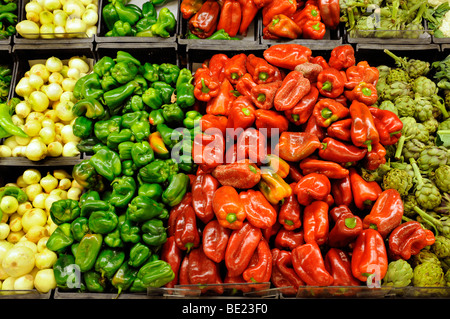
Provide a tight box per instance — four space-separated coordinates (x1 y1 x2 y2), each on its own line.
0 64 12 102
46 50 198 294
0 0 17 39
102 0 176 37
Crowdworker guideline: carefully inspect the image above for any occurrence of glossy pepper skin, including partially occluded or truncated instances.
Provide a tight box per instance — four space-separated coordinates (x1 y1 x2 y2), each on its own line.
328 45 356 71
87 202 118 235
363 142 386 171
188 0 220 38
319 137 368 165
50 199 80 225
299 158 349 180
303 20 326 39
71 217 89 242
331 177 353 207
327 118 352 142
294 173 331 206
349 100 380 152
225 222 262 277
362 189 403 239
236 73 257 98
141 219 167 247
161 236 183 288
54 254 77 289
267 14 302 39
226 96 256 131
351 228 388 283
276 132 321 163
128 242 151 268
216 0 241 37
192 173 219 224
212 161 261 189
72 98 105 120
274 228 304 251
246 54 281 84
255 109 290 137
284 86 319 126
174 205 201 252
202 219 231 263
302 201 329 246
135 259 175 289
239 189 277 229
368 107 403 146
193 68 220 102
110 175 136 208
127 195 167 223
344 82 378 106
250 80 282 110
271 249 304 295
349 168 382 210
150 7 176 37
111 261 138 295
75 233 103 272
263 44 312 70
292 242 334 286
318 0 340 29
324 248 360 286
274 71 311 111
262 0 297 26
72 160 105 192
180 0 204 19
206 78 236 116
388 221 435 261
345 61 379 89
258 169 292 205
328 209 362 248
162 173 190 207
213 186 246 230
243 239 272 283
95 248 125 279
316 68 346 98
46 223 74 252
278 183 302 231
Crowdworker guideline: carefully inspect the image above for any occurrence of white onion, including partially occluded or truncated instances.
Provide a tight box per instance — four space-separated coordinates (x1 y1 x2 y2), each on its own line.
68 57 90 73
47 141 63 157
44 0 61 11
39 11 54 25
39 24 55 39
25 139 48 161
28 74 44 90
81 8 98 26
0 145 11 157
29 64 50 82
62 141 80 157
55 100 75 122
15 77 35 98
48 72 64 84
53 9 68 26
28 90 49 112
16 20 40 39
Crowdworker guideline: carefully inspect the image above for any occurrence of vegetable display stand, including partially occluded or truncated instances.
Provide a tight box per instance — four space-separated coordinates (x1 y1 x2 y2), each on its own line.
95 0 178 43
13 0 98 44
345 27 432 45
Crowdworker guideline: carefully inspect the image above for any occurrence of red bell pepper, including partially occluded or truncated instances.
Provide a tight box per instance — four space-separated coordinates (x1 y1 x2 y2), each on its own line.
246 54 282 84
345 61 379 90
236 73 257 98
263 44 312 70
344 82 378 106
199 114 228 136
302 20 326 39
349 100 380 152
250 80 282 109
299 158 349 179
180 0 204 20
192 173 219 224
302 200 329 245
292 242 334 286
294 173 331 206
264 154 290 179
313 98 349 128
262 0 297 26
238 0 259 36
291 4 321 28
330 176 353 207
193 67 220 102
329 204 353 223
363 142 386 171
289 164 303 182
316 68 345 99
188 0 221 38
349 167 382 210
174 205 201 252
206 78 236 116
202 219 231 263
224 53 247 85
278 183 302 230
226 96 256 131
243 239 272 283
328 45 355 71
207 53 230 83
319 137 368 165
267 14 303 39
284 86 319 126
276 132 321 162
351 228 388 283
192 131 224 173
271 248 304 295
240 189 277 229
362 189 403 239
179 246 224 294
388 221 436 261
324 248 361 286
213 161 261 189
255 109 290 137
310 55 329 70
293 61 323 82
224 273 252 293
274 70 311 111
303 113 327 140
225 222 262 276
168 193 192 237
235 127 267 164
216 0 242 37
262 222 281 242
326 118 352 142
212 186 246 230
317 0 340 29
274 228 304 251
368 107 403 146
161 236 183 288
328 209 362 248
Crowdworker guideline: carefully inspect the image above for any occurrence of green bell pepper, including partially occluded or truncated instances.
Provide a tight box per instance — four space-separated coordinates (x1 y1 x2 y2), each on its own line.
54 254 80 290
149 109 165 126
135 16 157 32
0 186 27 220
151 0 176 6
94 56 115 78
107 128 134 150
84 271 107 292
79 190 101 207
50 199 80 225
103 80 140 112
207 28 239 40
183 110 202 129
46 223 74 252
131 141 154 167
94 116 122 144
122 160 137 177
127 195 168 222
156 123 182 149
118 141 134 160
120 216 141 244
162 173 190 207
141 63 159 82
151 81 174 104
176 68 195 109
72 98 106 119
138 183 163 201
110 175 136 208
116 50 141 67
104 224 124 248
131 120 151 142
158 63 180 85
129 242 151 268
121 111 149 129
142 87 163 110
112 261 138 295
72 160 105 192
111 61 139 84
136 259 175 288
95 248 126 279
71 217 90 242
87 203 119 234
111 20 133 36
141 218 167 247
75 233 103 272
101 72 119 91
73 73 104 100
137 159 170 184
142 1 157 17
81 199 112 217
124 95 145 113
73 116 93 139
165 158 179 177
90 145 122 182
150 7 176 38
102 3 120 30
161 103 184 124
114 0 142 25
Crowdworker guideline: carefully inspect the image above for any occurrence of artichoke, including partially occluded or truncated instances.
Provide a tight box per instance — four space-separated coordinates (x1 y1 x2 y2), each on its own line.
438 118 450 131
412 261 446 287
422 117 439 135
361 163 391 183
445 269 450 286
411 157 442 210
382 260 414 287
432 165 450 193
432 235 450 259
381 81 412 101
386 68 411 84
378 100 398 115
417 146 450 173
402 138 427 160
413 95 434 122
394 95 416 117
394 117 420 160
414 206 449 237
434 192 450 216
381 168 413 195
384 49 430 79
414 124 430 143
412 76 437 97
402 194 419 218
430 95 450 120
409 250 441 268
377 65 391 80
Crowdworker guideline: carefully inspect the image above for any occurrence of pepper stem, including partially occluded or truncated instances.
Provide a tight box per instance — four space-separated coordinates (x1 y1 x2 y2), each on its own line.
201 78 210 93
226 213 237 224
321 81 333 91
259 72 268 81
241 107 251 116
362 86 372 97
321 107 333 119
257 93 266 102
345 217 357 229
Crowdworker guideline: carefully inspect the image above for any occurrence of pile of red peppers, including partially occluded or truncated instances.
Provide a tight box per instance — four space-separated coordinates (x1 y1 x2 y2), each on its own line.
160 44 436 295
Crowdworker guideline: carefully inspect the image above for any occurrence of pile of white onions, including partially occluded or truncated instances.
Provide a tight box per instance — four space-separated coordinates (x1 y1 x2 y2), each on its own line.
16 0 99 39
0 56 92 161
0 168 83 294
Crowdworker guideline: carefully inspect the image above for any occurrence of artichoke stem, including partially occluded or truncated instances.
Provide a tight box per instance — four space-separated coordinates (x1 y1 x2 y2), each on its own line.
413 206 439 236
409 157 424 185
394 135 406 160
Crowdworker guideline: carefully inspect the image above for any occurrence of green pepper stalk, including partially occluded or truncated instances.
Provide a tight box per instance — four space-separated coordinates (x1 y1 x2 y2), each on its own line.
414 206 450 238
